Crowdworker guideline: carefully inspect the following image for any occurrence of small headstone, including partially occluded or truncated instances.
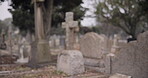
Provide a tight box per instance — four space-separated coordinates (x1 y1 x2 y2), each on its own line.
59 36 66 49
57 50 85 75
50 35 57 48
109 73 131 78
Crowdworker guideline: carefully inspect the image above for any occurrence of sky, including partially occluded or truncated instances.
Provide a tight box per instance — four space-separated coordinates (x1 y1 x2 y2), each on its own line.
0 1 12 20
0 0 97 26
81 0 97 26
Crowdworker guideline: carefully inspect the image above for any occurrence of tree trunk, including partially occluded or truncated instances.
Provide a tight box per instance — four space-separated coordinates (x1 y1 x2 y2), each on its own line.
43 0 53 40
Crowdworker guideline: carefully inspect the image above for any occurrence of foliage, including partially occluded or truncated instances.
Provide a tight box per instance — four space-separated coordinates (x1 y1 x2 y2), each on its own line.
95 0 148 39
79 26 100 35
0 0 86 35
9 0 34 35
139 0 148 13
139 0 148 30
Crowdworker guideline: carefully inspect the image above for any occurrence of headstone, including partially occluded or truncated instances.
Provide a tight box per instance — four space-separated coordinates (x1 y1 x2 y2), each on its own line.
110 31 148 78
57 50 85 75
59 36 66 49
16 44 29 63
80 32 108 59
49 35 60 49
29 0 51 64
62 12 79 50
109 73 131 78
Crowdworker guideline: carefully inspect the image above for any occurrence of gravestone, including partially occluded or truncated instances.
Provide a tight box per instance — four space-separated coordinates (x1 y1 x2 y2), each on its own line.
57 50 84 75
49 35 60 49
110 31 148 78
16 37 30 63
29 0 51 64
16 45 29 63
62 12 79 50
80 32 109 73
80 32 108 59
49 35 57 48
59 36 66 49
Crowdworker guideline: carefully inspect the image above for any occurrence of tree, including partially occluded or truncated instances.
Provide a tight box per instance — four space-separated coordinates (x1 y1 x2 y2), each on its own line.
95 0 148 39
139 0 148 30
0 0 86 36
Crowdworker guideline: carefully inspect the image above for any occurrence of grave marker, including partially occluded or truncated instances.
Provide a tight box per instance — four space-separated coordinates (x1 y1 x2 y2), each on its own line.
62 12 79 50
29 0 51 64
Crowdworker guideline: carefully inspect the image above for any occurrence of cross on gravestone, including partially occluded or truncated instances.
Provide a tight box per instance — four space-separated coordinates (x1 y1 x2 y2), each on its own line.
62 12 79 50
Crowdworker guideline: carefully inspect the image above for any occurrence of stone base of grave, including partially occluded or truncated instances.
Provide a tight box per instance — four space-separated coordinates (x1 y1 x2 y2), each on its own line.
57 50 85 75
82 55 113 75
29 40 51 65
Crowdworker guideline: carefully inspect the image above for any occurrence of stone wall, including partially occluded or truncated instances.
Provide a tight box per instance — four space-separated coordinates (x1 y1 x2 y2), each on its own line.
111 31 148 78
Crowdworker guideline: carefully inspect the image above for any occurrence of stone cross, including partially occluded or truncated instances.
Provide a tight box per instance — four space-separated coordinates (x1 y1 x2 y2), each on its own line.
62 12 79 50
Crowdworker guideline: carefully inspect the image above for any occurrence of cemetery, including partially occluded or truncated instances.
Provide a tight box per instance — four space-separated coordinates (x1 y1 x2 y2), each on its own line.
0 0 148 78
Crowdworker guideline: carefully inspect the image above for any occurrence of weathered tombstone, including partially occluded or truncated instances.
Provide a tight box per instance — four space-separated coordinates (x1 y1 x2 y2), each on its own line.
57 50 84 75
80 32 108 59
110 31 148 78
80 32 109 73
62 12 79 50
57 12 84 75
29 0 51 64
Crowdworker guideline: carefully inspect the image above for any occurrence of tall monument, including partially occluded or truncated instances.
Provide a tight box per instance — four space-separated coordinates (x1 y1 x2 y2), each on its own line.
29 0 51 64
